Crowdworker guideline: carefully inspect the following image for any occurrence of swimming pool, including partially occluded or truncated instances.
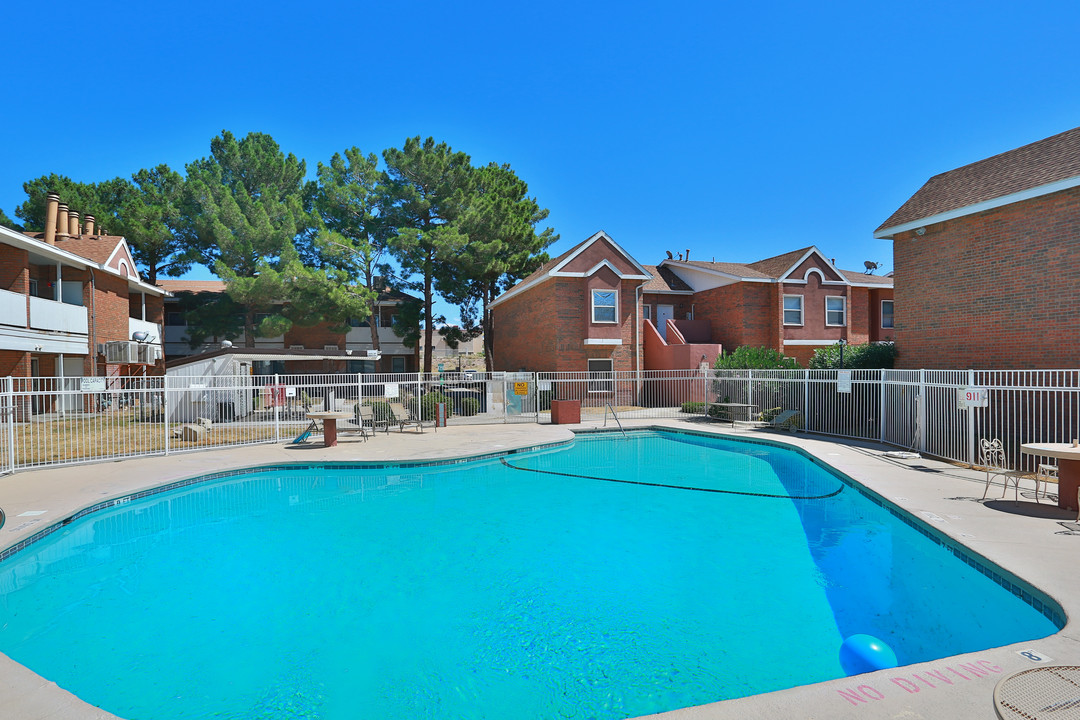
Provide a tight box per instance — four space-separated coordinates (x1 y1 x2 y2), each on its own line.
0 429 1062 719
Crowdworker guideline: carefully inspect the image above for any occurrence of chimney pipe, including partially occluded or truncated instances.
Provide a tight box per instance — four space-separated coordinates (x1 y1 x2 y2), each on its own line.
84 214 95 235
69 211 80 237
56 203 70 240
44 193 59 245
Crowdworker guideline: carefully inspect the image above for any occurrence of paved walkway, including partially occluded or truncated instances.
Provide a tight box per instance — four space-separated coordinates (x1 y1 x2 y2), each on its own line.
0 419 1077 719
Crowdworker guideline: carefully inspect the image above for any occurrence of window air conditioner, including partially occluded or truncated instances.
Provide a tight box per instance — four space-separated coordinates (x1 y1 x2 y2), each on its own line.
105 341 139 364
137 344 160 364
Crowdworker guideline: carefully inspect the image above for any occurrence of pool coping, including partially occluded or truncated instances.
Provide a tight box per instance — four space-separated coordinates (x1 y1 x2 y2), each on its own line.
1 419 1078 720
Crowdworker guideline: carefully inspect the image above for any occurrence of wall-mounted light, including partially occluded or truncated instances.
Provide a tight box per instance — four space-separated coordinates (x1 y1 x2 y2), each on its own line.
915 227 927 236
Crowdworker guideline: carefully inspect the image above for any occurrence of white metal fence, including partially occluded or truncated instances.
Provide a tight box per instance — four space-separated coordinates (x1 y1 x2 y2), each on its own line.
2 369 1079 474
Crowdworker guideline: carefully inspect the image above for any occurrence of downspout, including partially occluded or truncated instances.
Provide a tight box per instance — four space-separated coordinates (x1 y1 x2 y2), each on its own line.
635 283 643 398
88 269 97 377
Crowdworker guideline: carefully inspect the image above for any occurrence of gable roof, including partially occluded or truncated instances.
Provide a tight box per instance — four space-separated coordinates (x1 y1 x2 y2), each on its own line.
641 264 693 293
490 231 652 309
875 126 1080 238
662 246 892 289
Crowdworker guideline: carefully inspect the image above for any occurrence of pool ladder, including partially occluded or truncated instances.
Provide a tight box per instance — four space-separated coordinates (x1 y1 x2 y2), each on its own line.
603 403 628 439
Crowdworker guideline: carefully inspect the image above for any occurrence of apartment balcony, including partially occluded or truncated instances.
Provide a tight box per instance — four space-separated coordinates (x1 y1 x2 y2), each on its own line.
0 288 24 327
129 318 163 346
29 296 89 334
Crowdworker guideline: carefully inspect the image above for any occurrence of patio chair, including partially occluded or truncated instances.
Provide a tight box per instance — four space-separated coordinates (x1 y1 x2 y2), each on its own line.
342 404 375 440
292 419 320 444
388 402 425 433
767 410 802 432
979 438 1025 503
1034 463 1059 503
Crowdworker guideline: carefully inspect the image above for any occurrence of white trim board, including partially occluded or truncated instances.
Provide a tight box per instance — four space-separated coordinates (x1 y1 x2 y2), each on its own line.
874 175 1080 239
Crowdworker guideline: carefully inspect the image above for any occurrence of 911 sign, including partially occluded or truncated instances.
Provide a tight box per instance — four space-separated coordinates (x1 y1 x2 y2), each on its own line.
958 387 989 409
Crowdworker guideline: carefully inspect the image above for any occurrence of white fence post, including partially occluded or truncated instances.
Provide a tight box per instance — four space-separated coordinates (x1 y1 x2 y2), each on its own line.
918 369 928 453
879 369 887 443
273 373 281 443
5 376 15 473
163 376 170 456
967 368 976 465
803 369 809 429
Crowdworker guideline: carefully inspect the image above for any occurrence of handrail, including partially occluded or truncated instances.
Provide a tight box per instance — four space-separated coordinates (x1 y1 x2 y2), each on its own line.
604 403 627 438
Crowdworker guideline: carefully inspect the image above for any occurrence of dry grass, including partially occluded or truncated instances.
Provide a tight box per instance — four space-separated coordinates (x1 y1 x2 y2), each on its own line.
8 413 280 465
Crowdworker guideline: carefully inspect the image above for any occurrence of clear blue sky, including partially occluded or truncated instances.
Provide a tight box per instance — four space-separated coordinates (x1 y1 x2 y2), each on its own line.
3 1 1078 322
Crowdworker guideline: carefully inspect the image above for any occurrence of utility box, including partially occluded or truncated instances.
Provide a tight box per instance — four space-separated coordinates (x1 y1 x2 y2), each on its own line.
550 399 580 425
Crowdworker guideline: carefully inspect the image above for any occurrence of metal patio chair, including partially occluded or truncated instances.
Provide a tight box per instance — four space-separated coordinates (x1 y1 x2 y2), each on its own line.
979 438 1025 503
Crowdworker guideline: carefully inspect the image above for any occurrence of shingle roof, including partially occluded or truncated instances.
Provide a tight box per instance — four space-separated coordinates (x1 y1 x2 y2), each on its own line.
746 247 814 278
641 265 693 292
675 260 774 280
876 125 1080 234
838 270 893 286
158 280 228 293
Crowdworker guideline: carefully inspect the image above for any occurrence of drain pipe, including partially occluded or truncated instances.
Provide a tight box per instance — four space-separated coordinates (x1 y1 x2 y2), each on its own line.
88 269 97 376
635 283 643 398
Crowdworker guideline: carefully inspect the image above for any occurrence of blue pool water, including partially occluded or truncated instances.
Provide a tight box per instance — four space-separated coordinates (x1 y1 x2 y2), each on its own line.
0 430 1061 719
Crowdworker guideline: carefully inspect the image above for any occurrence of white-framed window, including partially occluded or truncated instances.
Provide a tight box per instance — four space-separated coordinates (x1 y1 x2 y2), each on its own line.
591 289 617 323
642 304 651 320
783 295 803 325
825 296 846 327
881 300 894 329
587 358 614 393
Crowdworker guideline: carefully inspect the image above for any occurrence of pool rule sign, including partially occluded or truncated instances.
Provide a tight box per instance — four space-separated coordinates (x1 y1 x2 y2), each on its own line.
957 387 989 410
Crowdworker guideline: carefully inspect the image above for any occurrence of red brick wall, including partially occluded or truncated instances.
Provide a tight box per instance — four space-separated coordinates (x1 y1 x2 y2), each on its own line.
492 279 560 371
0 350 29 377
492 276 644 372
691 283 779 351
892 185 1080 369
0 246 29 295
285 323 345 351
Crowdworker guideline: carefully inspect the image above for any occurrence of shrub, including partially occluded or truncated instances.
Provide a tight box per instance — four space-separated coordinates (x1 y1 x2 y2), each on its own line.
459 397 480 416
680 401 705 413
808 342 896 369
715 346 800 370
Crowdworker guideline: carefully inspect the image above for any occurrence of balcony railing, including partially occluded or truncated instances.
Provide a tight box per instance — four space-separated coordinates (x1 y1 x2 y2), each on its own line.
0 288 26 327
28 296 88 334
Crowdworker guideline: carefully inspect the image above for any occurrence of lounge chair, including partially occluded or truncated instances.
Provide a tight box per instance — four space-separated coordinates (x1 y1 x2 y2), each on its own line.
767 410 802 432
292 419 320 444
388 402 425 433
979 438 1025 503
342 404 376 440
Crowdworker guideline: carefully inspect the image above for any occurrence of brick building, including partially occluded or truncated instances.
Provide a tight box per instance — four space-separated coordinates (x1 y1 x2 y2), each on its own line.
0 193 165 384
489 232 892 372
874 125 1080 369
159 280 421 374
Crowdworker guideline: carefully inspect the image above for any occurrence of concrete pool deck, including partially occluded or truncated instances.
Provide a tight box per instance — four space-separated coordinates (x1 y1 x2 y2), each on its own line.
1 419 1077 720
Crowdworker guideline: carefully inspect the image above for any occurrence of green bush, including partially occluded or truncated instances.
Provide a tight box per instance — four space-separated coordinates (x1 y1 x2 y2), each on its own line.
715 346 800 370
459 397 480 416
419 391 454 421
680 401 705 413
808 342 896 369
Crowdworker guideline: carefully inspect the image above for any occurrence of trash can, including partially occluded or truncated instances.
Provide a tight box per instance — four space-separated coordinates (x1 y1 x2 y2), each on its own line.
550 399 580 424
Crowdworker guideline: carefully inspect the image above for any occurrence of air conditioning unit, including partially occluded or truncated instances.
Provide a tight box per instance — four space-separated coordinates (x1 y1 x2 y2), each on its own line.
105 341 139 364
289 344 305 350
137 344 160 364
323 344 339 351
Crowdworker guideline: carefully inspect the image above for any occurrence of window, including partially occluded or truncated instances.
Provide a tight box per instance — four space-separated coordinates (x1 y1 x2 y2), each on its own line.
591 289 617 323
881 300 894 329
642 304 651 320
165 311 185 327
392 356 406 373
587 358 614 393
825 296 846 327
783 295 803 325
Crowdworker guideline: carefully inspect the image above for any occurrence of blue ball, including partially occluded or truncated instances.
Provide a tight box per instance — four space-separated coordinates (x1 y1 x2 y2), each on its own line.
839 634 898 676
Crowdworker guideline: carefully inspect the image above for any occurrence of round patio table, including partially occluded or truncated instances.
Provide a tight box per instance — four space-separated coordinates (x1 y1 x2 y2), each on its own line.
1020 443 1080 511
305 411 353 448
